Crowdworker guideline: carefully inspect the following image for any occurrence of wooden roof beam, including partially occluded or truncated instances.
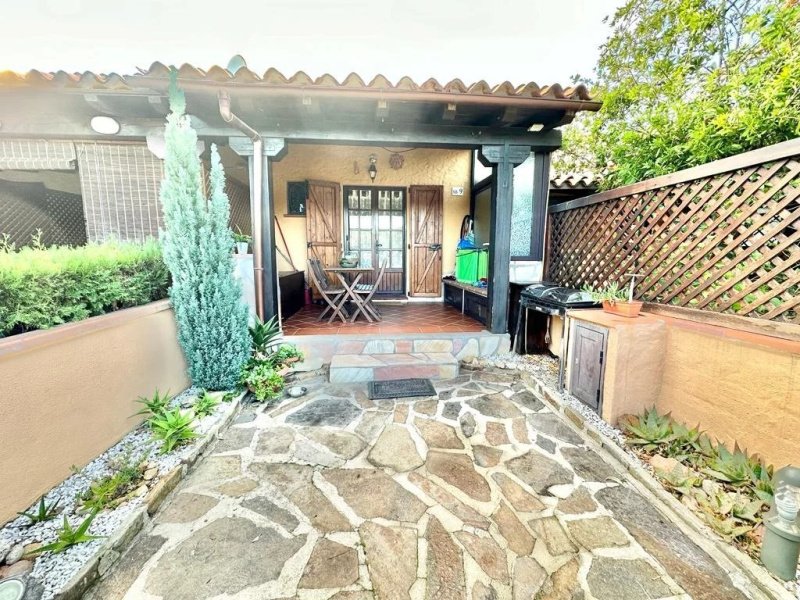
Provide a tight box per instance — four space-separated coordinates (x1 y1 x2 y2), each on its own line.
500 106 519 126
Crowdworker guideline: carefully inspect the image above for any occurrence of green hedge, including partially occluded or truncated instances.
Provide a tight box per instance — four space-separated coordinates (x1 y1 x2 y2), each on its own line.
0 241 170 337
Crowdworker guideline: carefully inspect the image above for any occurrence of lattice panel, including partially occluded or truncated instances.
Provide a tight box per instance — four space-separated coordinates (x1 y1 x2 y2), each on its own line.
0 179 87 247
547 150 800 325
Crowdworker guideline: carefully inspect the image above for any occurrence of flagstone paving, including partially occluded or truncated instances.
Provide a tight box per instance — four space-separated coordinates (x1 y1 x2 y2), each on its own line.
87 365 753 600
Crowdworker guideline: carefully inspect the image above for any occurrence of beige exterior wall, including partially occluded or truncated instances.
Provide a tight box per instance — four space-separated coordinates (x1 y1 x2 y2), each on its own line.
0 301 189 524
657 317 800 468
272 144 472 292
567 310 800 468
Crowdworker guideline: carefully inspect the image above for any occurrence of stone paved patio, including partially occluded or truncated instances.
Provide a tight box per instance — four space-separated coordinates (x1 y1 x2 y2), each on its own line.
87 366 754 600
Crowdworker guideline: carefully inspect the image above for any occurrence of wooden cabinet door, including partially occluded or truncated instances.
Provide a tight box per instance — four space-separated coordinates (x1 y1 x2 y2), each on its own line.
568 322 607 411
306 180 341 267
409 185 443 297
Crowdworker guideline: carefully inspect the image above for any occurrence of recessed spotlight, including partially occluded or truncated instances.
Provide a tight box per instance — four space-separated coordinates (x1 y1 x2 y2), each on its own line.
90 115 120 135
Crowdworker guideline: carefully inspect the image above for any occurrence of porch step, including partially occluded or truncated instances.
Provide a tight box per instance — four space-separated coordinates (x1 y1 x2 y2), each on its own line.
329 353 458 383
287 332 510 367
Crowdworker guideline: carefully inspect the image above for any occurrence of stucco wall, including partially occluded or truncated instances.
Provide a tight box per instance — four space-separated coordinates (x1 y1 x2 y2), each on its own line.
272 144 472 291
567 309 800 468
0 301 189 524
657 317 800 468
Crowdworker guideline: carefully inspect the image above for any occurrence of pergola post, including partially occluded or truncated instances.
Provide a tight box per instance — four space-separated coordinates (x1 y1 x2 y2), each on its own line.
245 137 285 321
480 144 531 334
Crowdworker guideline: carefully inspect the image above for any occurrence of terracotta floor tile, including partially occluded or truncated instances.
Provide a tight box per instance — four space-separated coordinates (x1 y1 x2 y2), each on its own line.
282 304 484 335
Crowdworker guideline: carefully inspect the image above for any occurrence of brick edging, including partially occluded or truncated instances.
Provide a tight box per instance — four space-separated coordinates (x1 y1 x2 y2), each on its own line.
52 393 244 600
520 371 793 600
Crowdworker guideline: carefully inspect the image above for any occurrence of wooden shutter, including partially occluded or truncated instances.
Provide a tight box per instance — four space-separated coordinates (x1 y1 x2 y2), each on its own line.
306 180 341 267
409 185 443 297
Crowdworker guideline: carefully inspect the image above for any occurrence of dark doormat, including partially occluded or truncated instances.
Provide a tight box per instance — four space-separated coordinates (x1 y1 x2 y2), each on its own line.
368 378 436 400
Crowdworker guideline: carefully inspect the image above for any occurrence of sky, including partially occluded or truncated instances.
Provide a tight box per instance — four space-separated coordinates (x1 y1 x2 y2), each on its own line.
2 0 622 86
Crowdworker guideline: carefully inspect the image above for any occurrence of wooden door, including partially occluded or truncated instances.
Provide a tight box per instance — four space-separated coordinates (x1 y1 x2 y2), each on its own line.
568 322 607 411
306 180 341 268
344 186 406 295
409 185 443 297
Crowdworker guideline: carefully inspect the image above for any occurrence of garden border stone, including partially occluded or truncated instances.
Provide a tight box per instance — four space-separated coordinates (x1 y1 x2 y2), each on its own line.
50 392 245 600
519 369 792 600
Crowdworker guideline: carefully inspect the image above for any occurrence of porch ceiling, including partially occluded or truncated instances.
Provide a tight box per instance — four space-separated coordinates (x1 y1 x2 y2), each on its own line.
0 60 601 146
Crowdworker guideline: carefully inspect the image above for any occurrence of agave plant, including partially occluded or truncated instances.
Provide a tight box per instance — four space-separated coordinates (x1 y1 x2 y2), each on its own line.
702 445 759 486
192 390 220 418
133 389 172 419
249 315 281 356
663 422 705 461
149 408 198 453
624 407 677 451
27 511 104 555
17 495 61 524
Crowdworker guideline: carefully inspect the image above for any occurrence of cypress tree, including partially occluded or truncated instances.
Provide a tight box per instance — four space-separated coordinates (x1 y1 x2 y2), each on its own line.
159 75 250 389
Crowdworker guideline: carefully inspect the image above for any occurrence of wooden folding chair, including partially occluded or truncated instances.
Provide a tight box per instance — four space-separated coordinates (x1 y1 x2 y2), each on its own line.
351 257 389 322
307 259 348 323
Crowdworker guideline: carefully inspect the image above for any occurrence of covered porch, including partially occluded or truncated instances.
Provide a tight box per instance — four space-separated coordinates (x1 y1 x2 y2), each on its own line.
0 57 600 340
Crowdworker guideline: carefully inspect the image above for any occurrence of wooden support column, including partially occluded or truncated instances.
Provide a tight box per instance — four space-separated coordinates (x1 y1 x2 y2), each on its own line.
530 151 552 261
480 144 531 334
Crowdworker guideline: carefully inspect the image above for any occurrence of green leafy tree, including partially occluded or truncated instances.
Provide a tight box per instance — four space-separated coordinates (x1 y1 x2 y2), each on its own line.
559 0 800 188
159 74 250 389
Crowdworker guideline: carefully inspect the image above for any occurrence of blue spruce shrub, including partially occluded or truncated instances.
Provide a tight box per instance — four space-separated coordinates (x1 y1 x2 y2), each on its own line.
159 78 250 389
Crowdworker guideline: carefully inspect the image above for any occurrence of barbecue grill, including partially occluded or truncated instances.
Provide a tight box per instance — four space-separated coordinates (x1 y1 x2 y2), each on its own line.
520 283 597 315
514 283 599 390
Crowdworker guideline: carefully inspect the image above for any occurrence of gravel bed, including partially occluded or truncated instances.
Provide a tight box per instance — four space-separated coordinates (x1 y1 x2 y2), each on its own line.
0 387 234 599
483 351 799 598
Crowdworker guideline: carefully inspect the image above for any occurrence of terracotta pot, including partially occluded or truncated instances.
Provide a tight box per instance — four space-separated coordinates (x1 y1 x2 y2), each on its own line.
602 300 643 318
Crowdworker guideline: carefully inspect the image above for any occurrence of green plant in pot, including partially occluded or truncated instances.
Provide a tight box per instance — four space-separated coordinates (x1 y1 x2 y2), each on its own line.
233 228 251 255
583 278 643 318
242 362 285 402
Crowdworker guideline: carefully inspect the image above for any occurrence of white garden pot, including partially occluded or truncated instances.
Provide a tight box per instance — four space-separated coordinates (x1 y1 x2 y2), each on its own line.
235 242 249 255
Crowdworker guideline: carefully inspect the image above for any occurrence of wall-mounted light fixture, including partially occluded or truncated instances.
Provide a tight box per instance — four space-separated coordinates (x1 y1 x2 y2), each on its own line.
367 154 378 182
90 115 121 135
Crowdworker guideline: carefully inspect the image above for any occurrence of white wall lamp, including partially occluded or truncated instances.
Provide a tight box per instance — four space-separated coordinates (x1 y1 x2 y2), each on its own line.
89 115 121 135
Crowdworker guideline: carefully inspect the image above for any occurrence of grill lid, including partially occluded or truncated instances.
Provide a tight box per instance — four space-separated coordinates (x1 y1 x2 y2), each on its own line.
521 283 597 308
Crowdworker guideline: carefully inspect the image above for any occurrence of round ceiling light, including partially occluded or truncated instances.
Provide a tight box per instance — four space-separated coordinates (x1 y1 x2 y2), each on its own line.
90 115 120 135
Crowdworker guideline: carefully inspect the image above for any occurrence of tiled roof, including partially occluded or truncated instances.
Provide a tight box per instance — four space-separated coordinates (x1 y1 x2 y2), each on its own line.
0 61 597 103
550 172 598 189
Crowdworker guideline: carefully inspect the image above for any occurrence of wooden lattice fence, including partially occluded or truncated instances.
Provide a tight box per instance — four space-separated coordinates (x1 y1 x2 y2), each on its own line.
546 138 800 325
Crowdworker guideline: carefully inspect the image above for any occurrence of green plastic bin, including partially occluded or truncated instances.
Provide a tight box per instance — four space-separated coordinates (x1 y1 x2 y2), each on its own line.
455 249 489 283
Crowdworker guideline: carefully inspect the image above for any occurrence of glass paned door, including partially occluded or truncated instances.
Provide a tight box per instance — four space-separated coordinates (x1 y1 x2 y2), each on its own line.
344 186 406 294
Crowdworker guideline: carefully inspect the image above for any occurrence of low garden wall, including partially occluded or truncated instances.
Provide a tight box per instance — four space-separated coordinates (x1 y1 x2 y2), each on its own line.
568 309 800 468
656 313 799 469
0 300 188 524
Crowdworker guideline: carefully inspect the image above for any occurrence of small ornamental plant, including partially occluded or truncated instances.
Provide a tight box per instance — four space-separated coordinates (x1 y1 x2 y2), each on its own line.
242 363 285 402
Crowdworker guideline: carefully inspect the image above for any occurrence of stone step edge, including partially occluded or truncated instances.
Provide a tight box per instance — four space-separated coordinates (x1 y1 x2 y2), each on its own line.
330 352 458 367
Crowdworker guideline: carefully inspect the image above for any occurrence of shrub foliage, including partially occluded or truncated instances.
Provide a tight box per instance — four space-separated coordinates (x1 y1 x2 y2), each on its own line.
158 75 250 389
0 240 168 337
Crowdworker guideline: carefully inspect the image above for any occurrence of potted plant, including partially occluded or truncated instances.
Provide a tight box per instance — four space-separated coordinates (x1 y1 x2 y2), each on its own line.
584 281 643 318
233 229 251 255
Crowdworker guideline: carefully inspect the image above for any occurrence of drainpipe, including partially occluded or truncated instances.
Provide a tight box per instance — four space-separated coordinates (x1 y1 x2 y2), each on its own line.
218 90 265 320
